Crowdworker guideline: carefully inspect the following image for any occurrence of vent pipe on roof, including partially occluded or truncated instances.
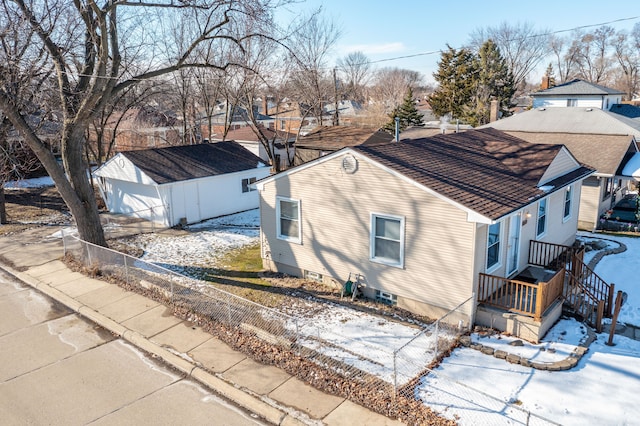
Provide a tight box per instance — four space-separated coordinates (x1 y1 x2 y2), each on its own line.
394 116 400 142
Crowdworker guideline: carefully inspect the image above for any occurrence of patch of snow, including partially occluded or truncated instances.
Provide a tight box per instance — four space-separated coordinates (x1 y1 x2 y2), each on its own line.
4 176 54 189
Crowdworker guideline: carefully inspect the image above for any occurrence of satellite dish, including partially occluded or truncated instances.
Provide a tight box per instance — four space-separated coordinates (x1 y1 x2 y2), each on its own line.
341 154 358 174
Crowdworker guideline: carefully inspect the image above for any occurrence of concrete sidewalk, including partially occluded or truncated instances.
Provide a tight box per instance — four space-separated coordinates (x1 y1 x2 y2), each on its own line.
0 226 402 426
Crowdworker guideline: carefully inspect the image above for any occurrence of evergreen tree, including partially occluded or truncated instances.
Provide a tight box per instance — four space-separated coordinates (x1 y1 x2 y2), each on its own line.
428 45 478 122
470 39 516 126
543 63 557 88
383 87 424 133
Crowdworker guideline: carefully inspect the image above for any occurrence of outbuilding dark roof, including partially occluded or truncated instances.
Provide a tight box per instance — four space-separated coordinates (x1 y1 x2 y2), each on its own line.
352 128 593 220
121 141 264 184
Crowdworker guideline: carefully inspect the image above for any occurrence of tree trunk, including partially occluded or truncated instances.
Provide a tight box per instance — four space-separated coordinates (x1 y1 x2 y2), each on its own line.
0 101 107 246
0 186 6 225
61 125 107 247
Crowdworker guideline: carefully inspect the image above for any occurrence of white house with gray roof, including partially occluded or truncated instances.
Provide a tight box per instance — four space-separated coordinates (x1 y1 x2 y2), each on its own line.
94 141 270 226
532 79 624 111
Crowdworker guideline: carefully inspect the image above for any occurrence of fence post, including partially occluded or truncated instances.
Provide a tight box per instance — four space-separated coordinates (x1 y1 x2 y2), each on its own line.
227 293 232 324
434 320 439 356
392 350 398 400
295 318 300 356
124 255 129 285
86 241 92 266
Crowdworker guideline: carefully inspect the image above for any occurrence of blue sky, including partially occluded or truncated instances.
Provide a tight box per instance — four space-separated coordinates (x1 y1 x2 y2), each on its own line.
277 0 640 83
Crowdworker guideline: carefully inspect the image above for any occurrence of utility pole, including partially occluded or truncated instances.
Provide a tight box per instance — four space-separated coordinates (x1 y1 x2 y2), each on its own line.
333 67 339 126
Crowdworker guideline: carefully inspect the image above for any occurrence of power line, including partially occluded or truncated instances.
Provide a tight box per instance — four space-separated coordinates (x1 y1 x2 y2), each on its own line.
335 15 640 70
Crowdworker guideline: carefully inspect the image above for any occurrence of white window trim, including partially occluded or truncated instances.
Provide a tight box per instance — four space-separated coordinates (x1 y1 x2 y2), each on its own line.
563 185 573 223
486 221 502 273
242 177 257 193
370 213 405 268
536 197 548 238
276 197 301 244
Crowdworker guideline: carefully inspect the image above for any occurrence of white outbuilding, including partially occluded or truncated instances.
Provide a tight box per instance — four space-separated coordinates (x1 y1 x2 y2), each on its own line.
93 141 270 226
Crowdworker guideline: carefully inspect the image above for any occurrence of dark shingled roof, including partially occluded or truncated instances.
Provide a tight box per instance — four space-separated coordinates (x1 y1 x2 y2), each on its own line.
296 126 393 150
351 128 594 220
121 141 264 184
609 103 640 119
533 79 624 97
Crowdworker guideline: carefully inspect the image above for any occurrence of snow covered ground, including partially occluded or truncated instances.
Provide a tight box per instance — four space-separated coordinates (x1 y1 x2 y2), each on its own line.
419 233 640 425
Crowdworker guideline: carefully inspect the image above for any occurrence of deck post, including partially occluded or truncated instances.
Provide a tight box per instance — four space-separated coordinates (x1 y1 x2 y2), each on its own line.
607 283 615 317
534 282 545 322
596 301 605 333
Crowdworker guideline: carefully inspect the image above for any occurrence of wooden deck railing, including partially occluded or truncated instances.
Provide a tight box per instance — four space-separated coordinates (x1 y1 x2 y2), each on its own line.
478 270 565 321
482 242 613 329
566 248 614 319
528 240 576 269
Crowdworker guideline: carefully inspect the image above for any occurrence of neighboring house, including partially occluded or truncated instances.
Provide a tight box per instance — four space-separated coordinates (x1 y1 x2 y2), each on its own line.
532 79 624 110
483 107 640 230
256 128 595 341
94 141 270 227
92 106 184 152
323 100 362 125
267 101 326 134
213 125 296 171
199 103 273 141
294 126 393 165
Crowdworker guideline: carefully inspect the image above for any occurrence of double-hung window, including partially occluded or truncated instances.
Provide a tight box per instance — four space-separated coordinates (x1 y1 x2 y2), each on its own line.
277 197 301 243
487 222 501 270
537 198 547 237
242 177 257 193
563 185 573 221
370 214 404 267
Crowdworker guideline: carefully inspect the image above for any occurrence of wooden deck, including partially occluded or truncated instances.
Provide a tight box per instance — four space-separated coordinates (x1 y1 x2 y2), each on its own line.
478 241 613 328
478 268 565 321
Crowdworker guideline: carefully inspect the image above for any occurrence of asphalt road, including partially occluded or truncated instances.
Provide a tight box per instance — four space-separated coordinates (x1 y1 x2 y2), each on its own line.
0 271 266 426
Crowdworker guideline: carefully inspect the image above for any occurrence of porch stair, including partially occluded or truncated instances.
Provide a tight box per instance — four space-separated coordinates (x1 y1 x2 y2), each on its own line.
529 241 613 329
563 248 614 329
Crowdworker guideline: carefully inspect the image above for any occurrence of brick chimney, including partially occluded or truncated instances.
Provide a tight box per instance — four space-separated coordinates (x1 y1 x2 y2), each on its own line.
262 96 268 115
489 99 500 123
541 76 550 90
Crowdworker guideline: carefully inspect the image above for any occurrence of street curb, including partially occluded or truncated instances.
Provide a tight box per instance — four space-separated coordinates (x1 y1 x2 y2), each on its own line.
1 262 305 426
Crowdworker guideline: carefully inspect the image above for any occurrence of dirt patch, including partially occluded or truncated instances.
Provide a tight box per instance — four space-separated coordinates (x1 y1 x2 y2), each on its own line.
0 186 71 235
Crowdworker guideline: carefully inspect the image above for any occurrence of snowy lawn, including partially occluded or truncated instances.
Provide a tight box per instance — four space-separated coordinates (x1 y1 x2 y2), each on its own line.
419 232 640 425
109 209 456 383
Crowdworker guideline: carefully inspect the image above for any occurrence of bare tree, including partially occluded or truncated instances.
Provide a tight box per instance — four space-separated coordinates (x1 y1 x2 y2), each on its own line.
0 0 285 246
549 34 581 83
336 51 371 103
286 11 341 126
573 25 615 84
471 22 550 92
369 67 423 112
612 25 640 99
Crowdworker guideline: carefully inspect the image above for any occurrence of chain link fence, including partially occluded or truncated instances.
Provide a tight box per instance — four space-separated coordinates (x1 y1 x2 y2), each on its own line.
62 231 558 425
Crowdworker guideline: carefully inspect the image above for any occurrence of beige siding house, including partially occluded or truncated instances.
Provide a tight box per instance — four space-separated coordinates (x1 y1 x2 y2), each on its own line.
257 128 595 341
